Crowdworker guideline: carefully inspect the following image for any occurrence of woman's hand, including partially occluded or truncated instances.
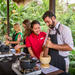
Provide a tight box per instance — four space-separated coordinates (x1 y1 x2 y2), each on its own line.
28 47 36 58
5 34 12 40
15 44 21 50
5 40 10 45
5 34 9 39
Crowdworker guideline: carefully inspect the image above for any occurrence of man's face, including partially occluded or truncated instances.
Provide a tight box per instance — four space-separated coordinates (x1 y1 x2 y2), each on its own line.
44 16 55 29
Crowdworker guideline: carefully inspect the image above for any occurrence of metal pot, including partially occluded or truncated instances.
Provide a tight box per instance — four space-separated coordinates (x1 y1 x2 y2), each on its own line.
20 55 37 70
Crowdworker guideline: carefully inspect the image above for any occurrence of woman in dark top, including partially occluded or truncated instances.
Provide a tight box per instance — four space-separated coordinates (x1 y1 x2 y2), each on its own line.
15 19 31 54
5 23 23 53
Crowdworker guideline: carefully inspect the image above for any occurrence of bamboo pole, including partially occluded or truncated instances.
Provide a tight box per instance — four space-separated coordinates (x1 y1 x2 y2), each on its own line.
7 0 10 35
49 0 55 14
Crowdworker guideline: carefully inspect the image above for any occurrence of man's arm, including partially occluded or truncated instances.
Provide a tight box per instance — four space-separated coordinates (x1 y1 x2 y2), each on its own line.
46 26 73 51
47 42 72 51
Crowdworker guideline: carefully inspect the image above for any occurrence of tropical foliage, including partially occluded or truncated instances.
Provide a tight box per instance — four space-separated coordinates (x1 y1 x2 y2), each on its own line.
0 0 75 74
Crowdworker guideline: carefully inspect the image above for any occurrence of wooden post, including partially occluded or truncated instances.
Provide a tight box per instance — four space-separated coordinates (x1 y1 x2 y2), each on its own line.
7 0 10 35
49 0 55 14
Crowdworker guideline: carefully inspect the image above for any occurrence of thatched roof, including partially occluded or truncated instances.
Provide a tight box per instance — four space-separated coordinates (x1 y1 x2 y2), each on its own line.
12 0 32 5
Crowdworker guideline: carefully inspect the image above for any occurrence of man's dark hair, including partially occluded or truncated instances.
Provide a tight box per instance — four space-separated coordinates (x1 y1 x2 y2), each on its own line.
42 11 56 20
31 20 40 28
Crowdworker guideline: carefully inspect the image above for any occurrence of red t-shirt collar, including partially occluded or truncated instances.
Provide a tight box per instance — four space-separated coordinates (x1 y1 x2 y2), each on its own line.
31 32 40 38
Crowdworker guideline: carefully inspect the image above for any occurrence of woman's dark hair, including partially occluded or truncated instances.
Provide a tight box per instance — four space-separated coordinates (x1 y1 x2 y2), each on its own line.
42 11 56 20
23 19 31 28
23 19 31 39
31 20 40 28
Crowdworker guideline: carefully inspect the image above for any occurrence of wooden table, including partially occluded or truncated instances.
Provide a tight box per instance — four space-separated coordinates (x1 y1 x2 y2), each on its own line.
46 70 64 75
37 64 64 75
0 53 66 75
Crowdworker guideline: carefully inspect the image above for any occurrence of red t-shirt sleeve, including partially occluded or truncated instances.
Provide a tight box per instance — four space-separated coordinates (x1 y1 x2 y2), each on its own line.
26 36 31 47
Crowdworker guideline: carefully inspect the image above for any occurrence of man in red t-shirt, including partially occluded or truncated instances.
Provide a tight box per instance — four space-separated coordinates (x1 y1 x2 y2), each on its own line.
26 20 46 59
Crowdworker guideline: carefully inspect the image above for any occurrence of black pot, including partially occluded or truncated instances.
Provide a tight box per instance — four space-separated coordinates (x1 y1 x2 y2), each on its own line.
0 45 10 52
20 56 37 70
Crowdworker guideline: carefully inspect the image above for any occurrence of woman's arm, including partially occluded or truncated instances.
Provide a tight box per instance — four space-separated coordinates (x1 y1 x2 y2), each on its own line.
10 34 22 44
15 44 26 50
25 36 37 58
28 47 36 58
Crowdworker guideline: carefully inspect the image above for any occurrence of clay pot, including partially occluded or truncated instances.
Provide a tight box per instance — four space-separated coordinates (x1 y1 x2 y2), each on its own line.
40 52 51 68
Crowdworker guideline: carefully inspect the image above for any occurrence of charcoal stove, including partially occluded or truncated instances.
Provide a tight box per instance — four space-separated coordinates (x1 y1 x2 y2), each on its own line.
12 62 41 75
12 54 41 75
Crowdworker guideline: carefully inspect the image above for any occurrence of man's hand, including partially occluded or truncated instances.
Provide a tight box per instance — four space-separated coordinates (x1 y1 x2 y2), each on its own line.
45 38 53 48
45 38 72 51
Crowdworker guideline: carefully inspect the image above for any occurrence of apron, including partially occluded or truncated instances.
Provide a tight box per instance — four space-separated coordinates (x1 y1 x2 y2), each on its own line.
48 24 66 71
11 33 17 48
11 32 21 53
23 39 29 54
